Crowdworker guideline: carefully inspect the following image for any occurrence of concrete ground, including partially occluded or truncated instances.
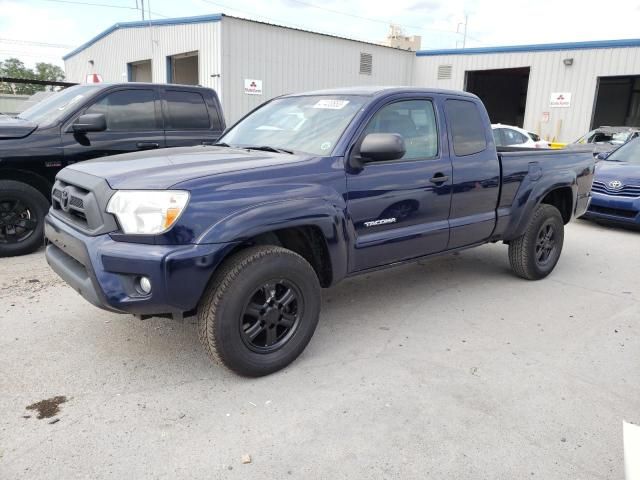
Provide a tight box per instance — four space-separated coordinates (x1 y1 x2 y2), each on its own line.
0 219 638 479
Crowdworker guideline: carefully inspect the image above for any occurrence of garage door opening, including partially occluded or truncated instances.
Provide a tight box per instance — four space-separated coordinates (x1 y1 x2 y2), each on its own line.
591 76 640 129
465 67 530 127
167 51 199 85
127 59 152 82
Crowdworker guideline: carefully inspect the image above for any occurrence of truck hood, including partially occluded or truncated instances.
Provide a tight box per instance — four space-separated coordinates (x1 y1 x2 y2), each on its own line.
0 116 38 139
595 161 640 185
66 145 310 189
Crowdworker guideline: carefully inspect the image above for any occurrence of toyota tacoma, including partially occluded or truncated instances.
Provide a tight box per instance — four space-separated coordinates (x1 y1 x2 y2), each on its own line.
44 87 595 376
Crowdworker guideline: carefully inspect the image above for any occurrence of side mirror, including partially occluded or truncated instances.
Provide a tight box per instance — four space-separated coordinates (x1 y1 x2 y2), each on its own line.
72 113 106 133
359 133 406 163
595 151 609 161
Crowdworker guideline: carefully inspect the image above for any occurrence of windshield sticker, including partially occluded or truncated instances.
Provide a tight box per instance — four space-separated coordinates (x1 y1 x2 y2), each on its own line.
313 99 349 110
320 142 331 151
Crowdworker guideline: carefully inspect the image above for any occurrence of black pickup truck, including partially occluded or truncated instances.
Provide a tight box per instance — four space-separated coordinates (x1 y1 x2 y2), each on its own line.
45 87 595 376
0 83 225 257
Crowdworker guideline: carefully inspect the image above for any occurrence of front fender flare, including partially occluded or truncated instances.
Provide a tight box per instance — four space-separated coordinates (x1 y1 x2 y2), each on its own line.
197 197 350 284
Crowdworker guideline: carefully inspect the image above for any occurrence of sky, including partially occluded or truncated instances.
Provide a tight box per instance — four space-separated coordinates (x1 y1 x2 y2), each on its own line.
1 0 640 69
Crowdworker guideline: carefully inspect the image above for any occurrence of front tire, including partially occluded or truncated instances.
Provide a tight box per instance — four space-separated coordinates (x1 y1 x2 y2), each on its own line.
197 245 321 376
508 204 565 280
0 180 49 258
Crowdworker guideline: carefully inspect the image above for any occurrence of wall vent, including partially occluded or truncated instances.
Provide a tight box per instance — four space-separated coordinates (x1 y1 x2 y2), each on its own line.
360 53 373 75
437 64 453 80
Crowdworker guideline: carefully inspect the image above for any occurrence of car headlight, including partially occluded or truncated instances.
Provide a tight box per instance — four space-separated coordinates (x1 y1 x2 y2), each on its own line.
106 190 189 234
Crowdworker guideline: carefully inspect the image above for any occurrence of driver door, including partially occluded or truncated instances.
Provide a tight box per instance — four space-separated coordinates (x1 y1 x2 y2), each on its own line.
346 97 452 272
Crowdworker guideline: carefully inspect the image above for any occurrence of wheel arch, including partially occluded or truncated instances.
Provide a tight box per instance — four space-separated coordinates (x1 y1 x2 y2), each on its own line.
0 168 53 203
199 198 350 288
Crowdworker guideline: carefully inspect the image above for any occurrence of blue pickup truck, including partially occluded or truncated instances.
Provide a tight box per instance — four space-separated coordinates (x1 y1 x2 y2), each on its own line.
44 87 594 376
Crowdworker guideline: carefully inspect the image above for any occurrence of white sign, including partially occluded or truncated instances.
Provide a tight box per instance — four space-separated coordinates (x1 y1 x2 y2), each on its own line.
550 92 571 108
541 111 550 123
244 79 263 95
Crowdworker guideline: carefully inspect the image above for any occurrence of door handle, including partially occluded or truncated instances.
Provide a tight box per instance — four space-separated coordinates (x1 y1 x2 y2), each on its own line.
429 173 449 184
136 142 160 150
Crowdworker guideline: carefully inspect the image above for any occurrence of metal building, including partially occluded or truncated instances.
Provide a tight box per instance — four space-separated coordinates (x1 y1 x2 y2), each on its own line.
414 40 640 142
63 14 415 123
64 14 640 141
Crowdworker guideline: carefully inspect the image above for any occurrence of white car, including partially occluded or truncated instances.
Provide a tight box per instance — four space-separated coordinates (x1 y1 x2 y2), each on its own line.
492 124 550 148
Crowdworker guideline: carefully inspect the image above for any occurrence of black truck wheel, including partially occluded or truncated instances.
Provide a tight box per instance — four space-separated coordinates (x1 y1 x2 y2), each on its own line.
197 245 321 376
508 204 565 280
0 180 49 258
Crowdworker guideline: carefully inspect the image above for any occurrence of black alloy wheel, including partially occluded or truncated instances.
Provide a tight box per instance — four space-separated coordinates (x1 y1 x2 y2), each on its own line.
534 222 558 266
240 280 303 353
0 198 38 244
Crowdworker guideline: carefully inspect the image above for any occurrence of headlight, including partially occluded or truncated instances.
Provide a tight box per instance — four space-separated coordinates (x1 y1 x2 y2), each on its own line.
106 190 189 234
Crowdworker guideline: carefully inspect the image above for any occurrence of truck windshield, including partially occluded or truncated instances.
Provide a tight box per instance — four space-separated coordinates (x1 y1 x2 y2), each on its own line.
219 95 367 155
17 84 103 126
606 138 640 164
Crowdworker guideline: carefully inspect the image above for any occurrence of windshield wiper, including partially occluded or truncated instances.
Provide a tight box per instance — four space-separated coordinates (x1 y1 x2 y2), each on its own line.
213 142 231 147
243 145 294 155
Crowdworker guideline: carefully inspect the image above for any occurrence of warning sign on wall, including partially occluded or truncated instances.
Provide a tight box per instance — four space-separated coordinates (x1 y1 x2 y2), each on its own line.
244 79 263 95
550 92 571 108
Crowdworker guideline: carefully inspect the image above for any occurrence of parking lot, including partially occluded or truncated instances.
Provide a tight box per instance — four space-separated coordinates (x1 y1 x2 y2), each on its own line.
0 219 638 479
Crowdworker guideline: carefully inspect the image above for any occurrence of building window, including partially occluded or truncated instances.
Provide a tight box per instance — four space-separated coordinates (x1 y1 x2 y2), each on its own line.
360 52 373 75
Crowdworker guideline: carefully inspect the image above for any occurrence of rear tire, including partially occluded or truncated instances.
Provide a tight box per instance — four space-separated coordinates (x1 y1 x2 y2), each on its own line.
508 204 564 280
197 245 321 376
0 180 49 258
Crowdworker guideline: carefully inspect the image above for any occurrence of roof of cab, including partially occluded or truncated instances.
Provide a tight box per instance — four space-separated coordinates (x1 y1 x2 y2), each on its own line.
284 86 478 98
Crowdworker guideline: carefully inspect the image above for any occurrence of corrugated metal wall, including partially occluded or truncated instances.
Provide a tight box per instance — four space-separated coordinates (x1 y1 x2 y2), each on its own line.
220 17 414 123
413 47 640 142
64 21 222 94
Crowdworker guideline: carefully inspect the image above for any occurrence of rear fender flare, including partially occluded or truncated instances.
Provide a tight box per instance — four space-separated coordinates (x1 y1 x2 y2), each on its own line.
503 170 577 240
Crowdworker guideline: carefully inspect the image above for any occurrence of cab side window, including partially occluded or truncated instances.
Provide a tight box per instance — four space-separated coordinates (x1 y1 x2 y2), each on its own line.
85 89 158 131
445 99 487 156
363 100 438 160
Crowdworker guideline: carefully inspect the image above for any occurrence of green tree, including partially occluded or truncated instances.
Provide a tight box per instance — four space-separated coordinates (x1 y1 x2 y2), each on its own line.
0 58 65 95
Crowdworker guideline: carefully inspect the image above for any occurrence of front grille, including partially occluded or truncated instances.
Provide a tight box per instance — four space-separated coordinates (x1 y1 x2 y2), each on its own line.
49 171 118 236
592 181 640 197
588 204 638 219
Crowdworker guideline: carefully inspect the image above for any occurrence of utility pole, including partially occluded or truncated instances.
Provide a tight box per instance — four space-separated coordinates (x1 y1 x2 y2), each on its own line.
457 14 468 49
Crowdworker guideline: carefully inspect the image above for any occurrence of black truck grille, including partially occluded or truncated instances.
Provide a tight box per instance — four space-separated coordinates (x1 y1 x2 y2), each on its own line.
50 170 118 236
51 183 91 228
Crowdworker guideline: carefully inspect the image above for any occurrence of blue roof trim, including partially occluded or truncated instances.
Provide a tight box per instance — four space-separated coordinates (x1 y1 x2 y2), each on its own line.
63 14 222 60
416 38 640 56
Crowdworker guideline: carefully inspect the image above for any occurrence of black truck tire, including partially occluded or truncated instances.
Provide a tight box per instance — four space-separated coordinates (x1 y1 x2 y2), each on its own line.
197 245 321 376
0 180 49 258
508 204 565 280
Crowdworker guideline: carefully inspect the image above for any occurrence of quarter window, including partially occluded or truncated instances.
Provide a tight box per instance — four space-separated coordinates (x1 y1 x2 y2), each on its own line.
363 100 438 160
445 99 487 156
165 91 210 129
85 89 157 130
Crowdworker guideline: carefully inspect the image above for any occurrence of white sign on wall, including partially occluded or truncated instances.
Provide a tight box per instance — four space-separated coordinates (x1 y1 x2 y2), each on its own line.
244 79 263 95
550 92 571 108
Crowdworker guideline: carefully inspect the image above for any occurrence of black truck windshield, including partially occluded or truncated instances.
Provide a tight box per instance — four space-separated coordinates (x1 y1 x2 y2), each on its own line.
17 84 103 126
219 95 367 156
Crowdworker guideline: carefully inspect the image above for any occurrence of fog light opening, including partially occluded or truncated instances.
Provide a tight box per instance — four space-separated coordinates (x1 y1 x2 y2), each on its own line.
137 276 152 295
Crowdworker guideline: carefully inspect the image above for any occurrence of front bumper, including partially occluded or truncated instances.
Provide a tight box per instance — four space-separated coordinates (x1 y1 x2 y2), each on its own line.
582 192 640 225
45 213 236 317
